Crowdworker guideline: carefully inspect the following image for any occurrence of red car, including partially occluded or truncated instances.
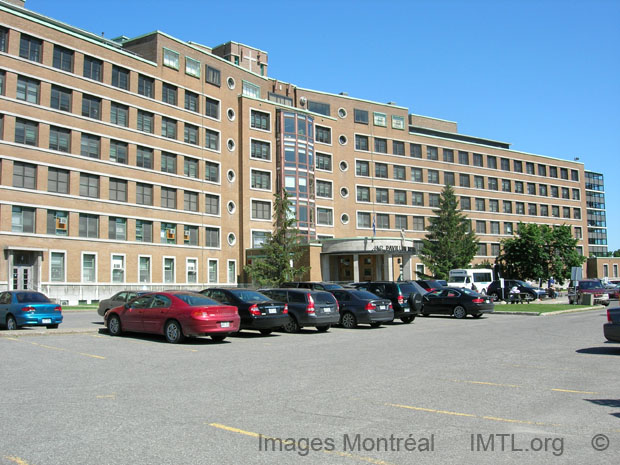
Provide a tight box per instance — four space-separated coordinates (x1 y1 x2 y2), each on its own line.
105 291 240 343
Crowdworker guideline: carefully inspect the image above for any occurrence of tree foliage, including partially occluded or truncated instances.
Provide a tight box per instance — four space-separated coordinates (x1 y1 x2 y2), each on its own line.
244 190 309 286
419 184 479 280
496 222 584 282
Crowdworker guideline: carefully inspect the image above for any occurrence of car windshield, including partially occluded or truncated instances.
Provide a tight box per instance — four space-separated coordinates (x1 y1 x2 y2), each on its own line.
175 293 220 306
460 288 479 296
313 292 336 304
449 276 466 283
323 283 344 290
16 292 50 303
515 280 534 288
351 290 380 300
400 282 426 295
580 281 602 290
230 290 270 302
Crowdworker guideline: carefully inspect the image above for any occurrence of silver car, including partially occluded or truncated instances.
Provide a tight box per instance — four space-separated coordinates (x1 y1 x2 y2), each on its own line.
97 291 147 316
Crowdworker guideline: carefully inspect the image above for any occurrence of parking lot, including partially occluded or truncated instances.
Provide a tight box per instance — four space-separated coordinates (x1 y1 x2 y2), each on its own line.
1 307 619 465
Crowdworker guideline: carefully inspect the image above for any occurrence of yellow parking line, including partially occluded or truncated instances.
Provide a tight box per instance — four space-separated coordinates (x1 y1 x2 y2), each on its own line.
453 379 598 395
551 388 598 395
96 394 116 399
386 403 476 418
5 456 31 465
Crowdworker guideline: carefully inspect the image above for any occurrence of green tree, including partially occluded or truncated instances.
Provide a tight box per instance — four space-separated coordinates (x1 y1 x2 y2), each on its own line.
244 190 309 286
419 184 479 280
496 223 584 282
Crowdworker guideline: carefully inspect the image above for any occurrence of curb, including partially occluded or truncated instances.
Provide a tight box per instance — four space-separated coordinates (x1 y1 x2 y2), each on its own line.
493 306 604 317
0 327 99 338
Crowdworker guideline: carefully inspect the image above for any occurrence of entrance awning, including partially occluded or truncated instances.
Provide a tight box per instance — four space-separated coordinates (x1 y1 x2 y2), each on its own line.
321 237 416 255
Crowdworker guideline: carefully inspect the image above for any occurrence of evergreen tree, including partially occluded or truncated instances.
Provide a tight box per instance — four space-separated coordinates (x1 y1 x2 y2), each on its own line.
419 184 478 280
244 190 309 286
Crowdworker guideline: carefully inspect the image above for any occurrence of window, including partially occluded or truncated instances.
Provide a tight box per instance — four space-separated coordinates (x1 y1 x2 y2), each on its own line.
376 188 389 204
162 82 177 105
205 227 220 247
538 164 547 177
410 143 422 158
393 141 405 156
137 146 153 169
375 163 388 178
444 172 455 186
161 117 177 139
251 170 270 190
82 254 96 283
413 216 425 231
428 170 439 184
308 100 330 116
252 231 270 248
392 115 405 130
560 168 568 180
12 206 35 233
15 119 38 146
357 186 370 202
373 112 387 127
540 205 549 216
473 153 483 167
19 34 42 62
252 200 271 220
184 226 199 246
475 198 485 211
316 180 332 198
79 214 99 238
376 213 389 229
242 80 261 99
356 160 370 177
357 212 371 228
82 94 101 119
206 65 221 87
503 201 512 214
181 157 198 179
315 125 331 144
412 192 424 206
516 202 525 215
80 133 100 159
79 173 99 198
550 186 559 198
205 97 219 118
571 169 579 181
110 255 125 283
552 206 560 218
110 102 129 127
136 220 153 243
443 149 454 163
208 259 218 283
429 194 440 207
476 221 487 234
513 160 523 173
50 252 65 282
394 190 407 205
138 74 154 98
502 179 511 192
374 138 387 153
186 258 198 284
394 165 406 180
48 168 69 194
504 222 513 234
539 184 548 196
17 76 40 104
205 129 220 150
514 181 524 194
316 153 332 171
477 243 488 256
526 162 535 175
427 146 438 160
489 221 500 235
412 168 423 183
474 176 484 189
488 177 498 191
163 48 180 69
489 199 499 212
104 217 126 242
185 57 201 78
49 126 71 152
549 166 558 178
354 109 369 124
460 174 470 188
355 135 369 151
528 203 537 216
317 208 333 226
136 183 153 205
109 178 127 202
205 193 219 215
164 258 176 284
501 158 511 171
460 196 471 210
487 156 497 169
185 191 199 212
83 55 103 81
136 110 154 133
572 189 580 200
573 208 581 220
0 26 8 53
184 123 198 145
13 162 37 189
458 151 469 165
527 183 536 195
111 65 129 90
160 187 177 209
50 85 72 112
574 227 582 240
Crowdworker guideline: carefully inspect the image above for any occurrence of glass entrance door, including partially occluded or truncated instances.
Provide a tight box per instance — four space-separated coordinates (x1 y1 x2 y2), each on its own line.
12 265 33 290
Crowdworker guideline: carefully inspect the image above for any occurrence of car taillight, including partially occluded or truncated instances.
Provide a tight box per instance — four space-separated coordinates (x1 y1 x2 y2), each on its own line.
389 303 393 310
608 309 612 323
283 304 288 314
472 298 484 303
54 306 62 313
249 304 261 316
306 294 315 314
365 302 376 311
397 295 405 305
191 310 209 319
21 306 35 312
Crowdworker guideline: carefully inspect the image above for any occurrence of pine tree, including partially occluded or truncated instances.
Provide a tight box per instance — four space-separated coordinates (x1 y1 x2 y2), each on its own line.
244 189 309 286
419 184 478 280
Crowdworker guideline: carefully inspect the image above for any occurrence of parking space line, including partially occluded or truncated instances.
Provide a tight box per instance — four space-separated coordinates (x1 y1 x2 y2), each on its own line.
452 379 598 395
208 423 398 465
386 403 561 427
551 388 598 394
5 338 105 360
4 456 31 465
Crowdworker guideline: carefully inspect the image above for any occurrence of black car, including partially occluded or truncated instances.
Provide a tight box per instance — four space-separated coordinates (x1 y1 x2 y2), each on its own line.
421 287 494 319
200 288 290 335
415 280 446 292
282 282 344 291
331 289 394 328
604 307 620 342
350 281 425 323
486 280 546 301
259 288 340 333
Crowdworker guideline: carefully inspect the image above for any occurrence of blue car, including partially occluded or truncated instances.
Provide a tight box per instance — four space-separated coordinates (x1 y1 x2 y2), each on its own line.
0 291 63 330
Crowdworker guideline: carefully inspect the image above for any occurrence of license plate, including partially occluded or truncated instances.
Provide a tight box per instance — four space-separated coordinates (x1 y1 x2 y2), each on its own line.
379 305 386 310
220 321 230 328
268 308 277 314
42 318 52 324
404 308 410 312
324 308 331 313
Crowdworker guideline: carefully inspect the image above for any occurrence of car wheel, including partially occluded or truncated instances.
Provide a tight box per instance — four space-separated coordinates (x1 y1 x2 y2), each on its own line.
489 293 499 302
400 315 415 324
107 314 122 336
370 322 382 328
282 317 300 333
473 313 483 319
453 306 467 319
603 301 610 307
6 315 18 331
46 324 59 329
316 325 330 332
164 320 185 344
341 312 357 329
259 329 273 336
211 334 227 342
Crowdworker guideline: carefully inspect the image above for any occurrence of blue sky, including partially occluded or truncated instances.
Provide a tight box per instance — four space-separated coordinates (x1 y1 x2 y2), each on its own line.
26 0 620 250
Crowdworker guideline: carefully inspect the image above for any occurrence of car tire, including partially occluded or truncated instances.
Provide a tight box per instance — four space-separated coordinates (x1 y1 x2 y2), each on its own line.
107 314 122 336
370 322 382 328
408 294 424 313
489 293 499 302
46 324 59 329
6 315 18 331
473 313 483 319
400 315 415 324
316 325 330 332
164 320 185 344
341 312 357 329
603 301 610 307
453 306 467 319
282 317 300 333
211 334 227 342
259 329 273 336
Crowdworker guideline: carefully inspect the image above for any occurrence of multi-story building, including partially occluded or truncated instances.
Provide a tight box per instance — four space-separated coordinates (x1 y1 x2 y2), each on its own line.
0 0 600 302
584 171 607 256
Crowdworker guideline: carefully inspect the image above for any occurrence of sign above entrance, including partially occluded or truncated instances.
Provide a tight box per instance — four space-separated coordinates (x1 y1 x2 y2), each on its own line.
321 237 416 255
372 245 414 253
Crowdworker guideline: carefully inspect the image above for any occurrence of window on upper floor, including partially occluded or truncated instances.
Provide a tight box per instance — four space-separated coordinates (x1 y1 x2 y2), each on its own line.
83 55 103 81
163 48 179 69
354 109 368 124
53 45 74 72
162 82 177 105
19 34 42 62
138 74 154 98
112 65 129 90
251 110 270 131
206 65 221 87
50 85 72 112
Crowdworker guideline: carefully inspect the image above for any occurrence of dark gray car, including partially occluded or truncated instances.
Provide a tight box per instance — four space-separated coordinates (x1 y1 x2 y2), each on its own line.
97 291 147 317
331 289 394 328
259 288 340 333
350 281 425 323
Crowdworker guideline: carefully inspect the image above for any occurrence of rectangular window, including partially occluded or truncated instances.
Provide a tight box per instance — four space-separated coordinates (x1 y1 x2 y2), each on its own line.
373 112 387 127
161 187 177 209
163 48 180 69
539 184 548 196
528 203 537 216
205 129 220 150
49 126 71 152
501 158 511 171
488 177 498 191
205 97 219 118
109 140 128 164
13 162 37 189
573 208 581 219
19 34 42 62
375 163 388 178
538 164 547 176
526 163 535 175
516 202 525 215
513 160 523 173
136 221 153 243
205 193 219 215
79 173 99 198
162 82 177 105
82 94 101 119
0 27 8 53
185 57 201 78
487 156 497 169
571 169 579 181
184 157 199 179
136 183 153 205
15 118 38 146
444 172 455 186
393 165 406 180
356 160 370 177
427 146 438 160
552 206 560 218
413 216 425 231
48 168 69 194
184 90 199 112
393 141 405 156
268 92 293 106
316 153 332 171
490 221 500 235
252 231 270 248
477 243 488 256
474 176 484 189
504 222 513 234
376 213 389 229
410 143 422 158
460 174 470 188
186 258 198 284
460 196 471 210
138 74 154 98
199 160 217 182
550 186 559 198
458 151 469 165
489 200 499 212
184 226 199 246
243 81 261 99
79 214 99 238
392 115 405 130
394 190 407 205
503 201 512 214
17 76 40 104
476 221 487 234
111 255 125 283
252 200 271 220
572 189 580 200
80 133 100 159
376 188 389 204
549 166 558 178
374 138 387 153
185 191 199 212
316 180 332 198
110 102 129 127
161 117 177 139
315 126 331 144
502 179 511 192
50 85 72 112
137 146 153 169
108 217 127 241
164 258 175 284
250 110 270 131
208 259 217 283
560 168 568 180
111 65 129 90
308 100 330 116
137 110 154 133
109 178 127 202
205 227 220 247
540 205 549 216
357 186 370 202
354 109 369 124
206 65 221 87
83 55 103 81
412 192 424 206
411 168 423 183
251 170 270 190
357 212 371 228
475 198 485 212
184 123 198 145
527 183 536 195
50 252 66 282
138 256 151 283
514 181 524 194
12 206 35 233
428 170 439 184
429 194 440 208
355 135 369 151
317 208 333 226
443 149 454 163
82 254 96 283
473 153 483 167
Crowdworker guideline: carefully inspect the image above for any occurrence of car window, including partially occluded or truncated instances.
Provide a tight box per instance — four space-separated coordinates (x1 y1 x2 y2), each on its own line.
16 292 50 303
131 295 153 309
428 289 443 297
150 295 172 308
450 276 466 283
127 292 139 300
114 292 126 300
323 284 343 290
289 292 307 303
314 292 336 304
232 290 268 303
399 282 425 295
351 290 380 300
0 292 11 304
443 290 460 298
332 291 349 301
268 290 288 301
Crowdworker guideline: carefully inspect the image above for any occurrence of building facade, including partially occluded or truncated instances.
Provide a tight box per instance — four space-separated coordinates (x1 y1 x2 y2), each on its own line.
584 171 607 256
0 0 599 303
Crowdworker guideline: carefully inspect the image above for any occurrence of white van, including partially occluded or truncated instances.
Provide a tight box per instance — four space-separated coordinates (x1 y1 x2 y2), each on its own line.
447 269 494 293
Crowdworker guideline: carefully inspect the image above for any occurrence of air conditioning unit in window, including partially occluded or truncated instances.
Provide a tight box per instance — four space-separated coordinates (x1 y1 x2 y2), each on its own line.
113 262 123 269
56 218 67 230
166 229 176 240
184 231 191 241
187 263 196 272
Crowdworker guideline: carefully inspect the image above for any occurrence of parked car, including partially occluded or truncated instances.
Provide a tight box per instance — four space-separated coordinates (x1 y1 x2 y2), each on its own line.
0 290 63 330
421 287 494 319
259 288 339 332
200 288 289 335
604 307 620 342
104 291 240 343
330 289 394 328
98 290 148 317
350 281 425 323
603 283 620 300
486 280 546 301
568 279 610 306
415 280 446 292
281 282 344 291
